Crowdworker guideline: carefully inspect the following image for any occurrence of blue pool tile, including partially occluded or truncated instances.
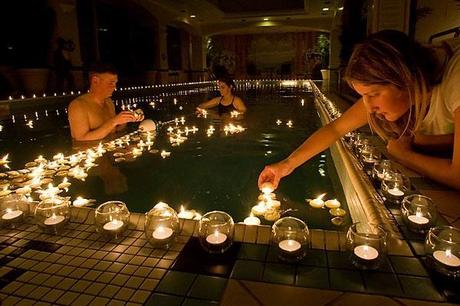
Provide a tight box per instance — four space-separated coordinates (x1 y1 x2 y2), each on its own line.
262 263 295 285
188 275 227 300
361 271 403 296
390 256 428 276
237 243 268 261
145 293 183 306
295 266 329 289
156 271 196 296
399 275 445 301
329 269 365 292
230 260 264 281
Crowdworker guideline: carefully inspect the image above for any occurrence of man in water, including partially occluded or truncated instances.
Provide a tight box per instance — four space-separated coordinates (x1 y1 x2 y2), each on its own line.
68 62 142 141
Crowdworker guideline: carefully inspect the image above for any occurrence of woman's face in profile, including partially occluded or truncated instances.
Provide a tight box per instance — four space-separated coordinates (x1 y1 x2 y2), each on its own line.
218 81 231 96
352 82 410 122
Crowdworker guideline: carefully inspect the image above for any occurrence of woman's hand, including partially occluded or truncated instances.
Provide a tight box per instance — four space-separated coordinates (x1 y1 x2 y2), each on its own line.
258 160 294 190
387 136 413 162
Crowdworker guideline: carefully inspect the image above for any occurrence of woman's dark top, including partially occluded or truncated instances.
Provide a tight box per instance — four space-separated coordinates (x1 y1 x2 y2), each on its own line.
218 96 236 114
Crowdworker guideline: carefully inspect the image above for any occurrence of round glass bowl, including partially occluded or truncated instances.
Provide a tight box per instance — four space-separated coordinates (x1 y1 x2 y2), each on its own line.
198 211 234 254
34 197 70 234
425 226 460 278
401 194 436 233
381 172 411 204
346 222 388 270
359 145 381 173
372 160 394 186
145 206 180 248
271 217 309 262
95 201 130 239
0 194 29 228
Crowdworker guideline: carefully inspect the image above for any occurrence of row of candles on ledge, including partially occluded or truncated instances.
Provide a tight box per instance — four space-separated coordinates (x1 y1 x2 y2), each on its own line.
1 191 459 276
341 131 460 277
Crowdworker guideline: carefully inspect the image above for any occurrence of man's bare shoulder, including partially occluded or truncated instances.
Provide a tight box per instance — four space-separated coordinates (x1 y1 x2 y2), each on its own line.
69 94 90 110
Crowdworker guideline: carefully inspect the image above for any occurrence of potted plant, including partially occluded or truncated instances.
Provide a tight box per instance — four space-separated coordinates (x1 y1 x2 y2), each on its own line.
317 34 330 80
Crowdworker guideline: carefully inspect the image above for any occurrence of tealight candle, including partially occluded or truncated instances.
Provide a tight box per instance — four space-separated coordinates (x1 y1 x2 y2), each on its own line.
387 187 404 197
309 198 324 208
278 239 301 252
178 206 195 219
354 245 379 260
251 203 266 216
73 197 89 207
206 231 227 245
103 219 124 231
260 182 274 194
407 212 429 225
325 199 341 209
44 214 65 226
433 249 460 267
2 208 23 220
244 214 261 225
152 226 174 240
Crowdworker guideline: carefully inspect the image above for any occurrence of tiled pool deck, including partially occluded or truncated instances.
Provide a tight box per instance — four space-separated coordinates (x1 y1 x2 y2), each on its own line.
0 204 459 306
1 84 460 305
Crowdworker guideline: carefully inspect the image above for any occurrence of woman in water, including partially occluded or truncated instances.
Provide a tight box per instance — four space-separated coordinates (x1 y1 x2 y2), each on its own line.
196 76 247 114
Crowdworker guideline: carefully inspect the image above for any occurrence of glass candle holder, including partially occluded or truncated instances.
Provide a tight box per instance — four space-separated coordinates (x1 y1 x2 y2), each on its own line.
353 136 369 157
372 160 394 187
198 211 234 254
425 226 460 278
346 222 388 270
95 201 130 239
0 194 29 228
381 172 410 204
145 206 179 248
359 144 381 173
34 197 70 234
402 194 437 234
271 217 309 262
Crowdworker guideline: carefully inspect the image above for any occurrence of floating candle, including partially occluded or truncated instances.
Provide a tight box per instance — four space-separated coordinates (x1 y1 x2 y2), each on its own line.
177 206 195 219
244 214 261 225
308 194 326 208
251 203 266 216
260 182 274 194
433 249 460 267
329 208 346 217
354 245 379 260
73 197 89 207
325 199 341 209
152 226 174 240
2 208 23 220
103 219 124 231
279 239 301 252
206 231 227 245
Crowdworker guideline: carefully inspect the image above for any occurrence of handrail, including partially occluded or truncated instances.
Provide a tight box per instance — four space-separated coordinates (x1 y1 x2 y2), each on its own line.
429 26 460 43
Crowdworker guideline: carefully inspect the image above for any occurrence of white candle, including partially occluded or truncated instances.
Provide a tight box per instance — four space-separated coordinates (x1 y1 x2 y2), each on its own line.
278 239 301 252
260 182 274 194
309 198 324 208
2 209 23 220
325 199 341 209
178 206 195 219
407 214 429 225
152 226 174 240
251 203 266 216
387 188 404 197
244 215 261 225
44 214 65 226
433 249 460 267
206 231 227 245
103 219 124 231
354 245 379 260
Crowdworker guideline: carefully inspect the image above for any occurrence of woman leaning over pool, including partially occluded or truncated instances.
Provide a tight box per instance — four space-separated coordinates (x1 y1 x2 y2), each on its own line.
259 30 460 190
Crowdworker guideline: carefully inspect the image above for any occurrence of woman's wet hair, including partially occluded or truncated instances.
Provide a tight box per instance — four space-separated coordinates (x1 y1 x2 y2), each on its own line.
344 30 441 140
217 76 236 93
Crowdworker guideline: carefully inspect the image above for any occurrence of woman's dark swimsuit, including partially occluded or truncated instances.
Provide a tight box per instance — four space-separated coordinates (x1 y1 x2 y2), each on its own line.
218 96 236 114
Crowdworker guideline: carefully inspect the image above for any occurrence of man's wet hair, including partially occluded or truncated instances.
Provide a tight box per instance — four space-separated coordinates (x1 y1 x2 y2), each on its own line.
88 62 118 78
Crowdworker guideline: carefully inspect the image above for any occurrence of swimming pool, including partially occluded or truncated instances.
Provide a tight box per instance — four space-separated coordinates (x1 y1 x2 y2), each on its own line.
0 81 350 230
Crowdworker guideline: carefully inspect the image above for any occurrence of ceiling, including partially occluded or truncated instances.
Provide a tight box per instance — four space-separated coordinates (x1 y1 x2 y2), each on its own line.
140 0 343 35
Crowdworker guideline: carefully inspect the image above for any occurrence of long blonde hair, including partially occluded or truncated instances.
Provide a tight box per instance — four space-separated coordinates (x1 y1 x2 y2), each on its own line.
344 30 442 140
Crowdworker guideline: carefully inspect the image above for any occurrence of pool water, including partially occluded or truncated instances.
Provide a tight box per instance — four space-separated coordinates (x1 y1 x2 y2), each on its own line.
0 82 350 230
